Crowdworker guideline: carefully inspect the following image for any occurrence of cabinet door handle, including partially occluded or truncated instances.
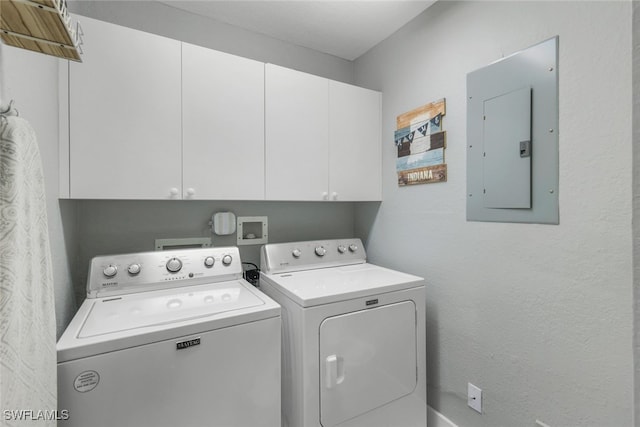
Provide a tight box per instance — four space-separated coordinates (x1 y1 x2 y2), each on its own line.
322 192 329 201
186 188 195 197
332 192 338 201
169 187 179 197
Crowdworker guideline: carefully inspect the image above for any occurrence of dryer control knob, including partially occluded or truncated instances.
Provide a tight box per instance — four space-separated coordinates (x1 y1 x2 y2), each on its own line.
349 244 358 253
204 256 215 268
166 257 182 273
337 245 347 254
315 246 327 257
292 249 302 258
127 263 141 275
222 255 233 266
103 264 117 278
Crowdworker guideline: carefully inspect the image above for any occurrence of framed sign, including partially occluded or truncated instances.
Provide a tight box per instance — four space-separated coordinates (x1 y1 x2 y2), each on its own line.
395 99 447 186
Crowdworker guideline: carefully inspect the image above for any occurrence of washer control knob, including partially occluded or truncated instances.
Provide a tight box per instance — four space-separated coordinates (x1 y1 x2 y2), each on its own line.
349 244 358 253
315 246 327 257
222 254 233 266
166 257 182 273
337 245 347 254
127 263 141 275
103 264 117 278
292 249 302 258
204 256 215 268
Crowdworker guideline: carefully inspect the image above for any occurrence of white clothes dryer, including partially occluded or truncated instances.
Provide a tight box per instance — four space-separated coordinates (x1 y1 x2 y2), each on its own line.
57 247 281 427
260 239 426 427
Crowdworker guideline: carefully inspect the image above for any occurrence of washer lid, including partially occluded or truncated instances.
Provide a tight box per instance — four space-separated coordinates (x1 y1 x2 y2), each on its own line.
260 263 423 307
79 280 264 338
58 279 280 362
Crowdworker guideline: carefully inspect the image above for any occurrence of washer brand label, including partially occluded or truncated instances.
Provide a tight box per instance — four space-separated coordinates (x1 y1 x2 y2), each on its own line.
101 282 118 287
366 299 379 306
176 337 201 350
74 370 100 393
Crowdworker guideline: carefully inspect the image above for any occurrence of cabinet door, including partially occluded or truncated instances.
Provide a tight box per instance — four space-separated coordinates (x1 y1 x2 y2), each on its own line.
329 81 382 201
265 64 329 201
68 17 182 199
182 43 265 200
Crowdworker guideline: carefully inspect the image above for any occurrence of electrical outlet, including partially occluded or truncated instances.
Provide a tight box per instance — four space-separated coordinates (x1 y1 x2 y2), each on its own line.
467 383 482 413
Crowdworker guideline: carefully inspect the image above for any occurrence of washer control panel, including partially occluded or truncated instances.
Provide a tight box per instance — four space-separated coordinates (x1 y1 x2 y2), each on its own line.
87 247 242 298
261 238 366 274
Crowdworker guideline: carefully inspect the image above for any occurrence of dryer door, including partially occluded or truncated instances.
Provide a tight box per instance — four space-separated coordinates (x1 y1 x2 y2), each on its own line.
319 301 417 427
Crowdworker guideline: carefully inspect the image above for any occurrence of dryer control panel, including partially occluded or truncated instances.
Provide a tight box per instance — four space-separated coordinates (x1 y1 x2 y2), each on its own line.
260 239 366 274
87 247 243 298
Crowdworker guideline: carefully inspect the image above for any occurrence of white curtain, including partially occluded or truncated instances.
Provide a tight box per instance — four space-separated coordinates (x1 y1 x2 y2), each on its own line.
0 106 57 427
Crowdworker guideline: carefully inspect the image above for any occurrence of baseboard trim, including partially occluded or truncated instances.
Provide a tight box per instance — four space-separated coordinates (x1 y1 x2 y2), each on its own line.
427 405 458 427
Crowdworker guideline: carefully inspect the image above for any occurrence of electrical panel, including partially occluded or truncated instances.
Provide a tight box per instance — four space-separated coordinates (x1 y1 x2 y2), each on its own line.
467 37 559 224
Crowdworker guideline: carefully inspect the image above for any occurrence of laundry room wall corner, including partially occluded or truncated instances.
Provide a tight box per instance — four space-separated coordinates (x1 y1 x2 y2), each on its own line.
2 45 78 338
355 1 633 426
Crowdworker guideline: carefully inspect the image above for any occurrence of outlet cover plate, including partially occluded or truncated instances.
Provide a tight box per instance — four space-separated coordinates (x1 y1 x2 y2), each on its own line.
468 382 482 413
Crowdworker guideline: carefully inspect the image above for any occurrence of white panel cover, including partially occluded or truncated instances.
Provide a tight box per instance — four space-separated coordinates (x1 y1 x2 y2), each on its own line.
58 317 281 427
69 16 182 199
265 64 329 200
80 281 264 338
320 301 417 426
329 81 382 201
182 43 265 200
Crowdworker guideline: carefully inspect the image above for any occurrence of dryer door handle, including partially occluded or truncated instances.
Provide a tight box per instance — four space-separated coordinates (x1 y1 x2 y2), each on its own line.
325 355 345 389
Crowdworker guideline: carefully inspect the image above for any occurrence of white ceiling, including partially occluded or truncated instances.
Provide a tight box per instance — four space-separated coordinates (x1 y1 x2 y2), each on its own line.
159 1 435 60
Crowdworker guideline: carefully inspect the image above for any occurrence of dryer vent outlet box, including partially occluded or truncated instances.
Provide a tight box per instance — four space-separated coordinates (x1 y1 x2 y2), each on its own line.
466 36 559 225
237 216 268 245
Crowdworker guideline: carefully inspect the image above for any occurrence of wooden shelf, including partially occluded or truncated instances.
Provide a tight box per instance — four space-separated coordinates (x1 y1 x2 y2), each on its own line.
0 0 82 61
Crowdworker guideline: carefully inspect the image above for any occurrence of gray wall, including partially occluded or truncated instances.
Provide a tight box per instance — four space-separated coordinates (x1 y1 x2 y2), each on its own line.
68 0 354 84
1 45 78 338
354 1 633 426
634 1 639 425
73 200 355 305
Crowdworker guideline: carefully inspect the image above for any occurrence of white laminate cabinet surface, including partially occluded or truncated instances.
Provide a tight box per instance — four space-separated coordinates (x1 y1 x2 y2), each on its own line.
68 16 182 199
265 64 329 201
182 43 265 200
63 19 381 202
329 81 382 201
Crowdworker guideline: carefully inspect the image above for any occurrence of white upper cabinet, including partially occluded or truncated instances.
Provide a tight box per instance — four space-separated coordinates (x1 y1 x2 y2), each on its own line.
329 81 382 201
265 64 330 201
265 64 382 201
68 16 182 199
182 43 265 200
62 18 381 202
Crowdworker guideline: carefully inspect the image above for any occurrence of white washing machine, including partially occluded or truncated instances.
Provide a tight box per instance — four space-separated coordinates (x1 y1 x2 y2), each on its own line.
57 247 281 427
260 239 426 427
